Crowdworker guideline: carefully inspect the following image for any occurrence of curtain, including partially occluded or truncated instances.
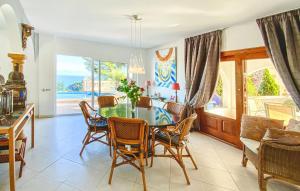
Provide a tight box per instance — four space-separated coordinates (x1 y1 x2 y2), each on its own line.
184 30 222 130
257 9 300 109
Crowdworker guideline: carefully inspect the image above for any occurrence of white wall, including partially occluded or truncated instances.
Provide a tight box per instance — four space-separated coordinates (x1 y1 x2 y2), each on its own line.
145 21 265 101
0 0 37 113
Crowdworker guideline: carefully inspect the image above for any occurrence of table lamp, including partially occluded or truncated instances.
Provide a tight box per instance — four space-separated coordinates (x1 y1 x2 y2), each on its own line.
172 82 180 103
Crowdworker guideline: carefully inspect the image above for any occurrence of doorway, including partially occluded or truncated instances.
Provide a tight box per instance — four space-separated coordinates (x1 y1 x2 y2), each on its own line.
56 55 127 115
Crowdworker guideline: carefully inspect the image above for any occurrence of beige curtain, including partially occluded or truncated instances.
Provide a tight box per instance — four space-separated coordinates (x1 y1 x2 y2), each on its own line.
257 9 300 109
184 30 222 130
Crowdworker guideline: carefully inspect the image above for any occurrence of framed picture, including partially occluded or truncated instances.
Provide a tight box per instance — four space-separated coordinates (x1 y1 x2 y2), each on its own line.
154 47 177 88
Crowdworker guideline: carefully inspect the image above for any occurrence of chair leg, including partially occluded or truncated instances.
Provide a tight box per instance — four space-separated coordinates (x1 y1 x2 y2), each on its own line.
108 149 117 184
82 131 89 144
150 132 155 167
19 159 25 178
177 147 190 185
242 145 248 167
139 153 147 191
80 132 91 156
185 146 198 170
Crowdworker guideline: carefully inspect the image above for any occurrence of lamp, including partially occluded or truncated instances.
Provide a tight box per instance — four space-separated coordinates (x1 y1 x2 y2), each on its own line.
172 82 180 103
145 80 151 96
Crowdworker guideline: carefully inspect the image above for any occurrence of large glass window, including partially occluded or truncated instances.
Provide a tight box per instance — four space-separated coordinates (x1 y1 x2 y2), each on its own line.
56 55 127 115
245 58 299 124
205 61 236 119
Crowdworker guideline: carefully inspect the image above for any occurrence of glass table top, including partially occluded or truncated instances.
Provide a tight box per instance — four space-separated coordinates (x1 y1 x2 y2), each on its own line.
98 104 180 127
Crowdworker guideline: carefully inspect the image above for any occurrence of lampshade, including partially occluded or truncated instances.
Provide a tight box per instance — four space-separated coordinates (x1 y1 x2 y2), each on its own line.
172 82 180 90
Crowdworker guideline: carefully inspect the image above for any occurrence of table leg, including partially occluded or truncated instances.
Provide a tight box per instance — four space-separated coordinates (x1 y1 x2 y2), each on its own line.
31 108 35 148
8 128 16 191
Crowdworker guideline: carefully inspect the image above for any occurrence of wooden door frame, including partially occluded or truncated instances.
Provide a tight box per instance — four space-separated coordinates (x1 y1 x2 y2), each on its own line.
198 46 269 148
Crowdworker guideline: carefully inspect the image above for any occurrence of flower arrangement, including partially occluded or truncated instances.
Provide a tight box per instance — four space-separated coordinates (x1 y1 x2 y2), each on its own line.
117 79 144 110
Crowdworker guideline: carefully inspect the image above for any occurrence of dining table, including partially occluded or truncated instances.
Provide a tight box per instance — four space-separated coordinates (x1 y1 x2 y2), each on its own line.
98 103 180 128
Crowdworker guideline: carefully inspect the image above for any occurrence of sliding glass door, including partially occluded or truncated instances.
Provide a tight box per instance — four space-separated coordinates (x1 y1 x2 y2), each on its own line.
56 55 127 115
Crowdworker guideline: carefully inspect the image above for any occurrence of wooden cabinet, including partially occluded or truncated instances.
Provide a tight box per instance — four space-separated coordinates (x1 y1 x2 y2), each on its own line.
199 111 239 146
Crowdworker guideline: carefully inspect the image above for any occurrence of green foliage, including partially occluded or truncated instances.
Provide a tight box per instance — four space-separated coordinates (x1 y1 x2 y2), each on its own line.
117 79 144 106
67 82 83 92
216 77 223 96
258 69 280 96
247 75 257 96
56 81 66 92
83 59 126 82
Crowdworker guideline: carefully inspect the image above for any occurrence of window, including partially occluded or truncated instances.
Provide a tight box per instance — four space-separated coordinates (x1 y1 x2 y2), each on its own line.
245 58 299 125
205 61 236 119
56 55 127 115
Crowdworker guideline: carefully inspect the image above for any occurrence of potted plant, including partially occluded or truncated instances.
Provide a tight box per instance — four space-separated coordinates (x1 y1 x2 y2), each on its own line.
117 79 144 112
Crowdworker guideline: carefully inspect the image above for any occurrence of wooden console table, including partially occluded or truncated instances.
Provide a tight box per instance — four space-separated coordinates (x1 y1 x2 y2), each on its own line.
0 104 35 191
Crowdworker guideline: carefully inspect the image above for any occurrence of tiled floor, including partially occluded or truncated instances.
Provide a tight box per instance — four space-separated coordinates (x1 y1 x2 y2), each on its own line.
0 115 260 191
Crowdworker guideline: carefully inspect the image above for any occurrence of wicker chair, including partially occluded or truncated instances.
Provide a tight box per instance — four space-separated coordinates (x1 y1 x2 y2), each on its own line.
108 117 149 191
240 115 284 168
97 96 118 108
0 134 27 178
258 140 300 191
79 101 110 156
150 113 198 185
137 96 152 108
163 102 184 121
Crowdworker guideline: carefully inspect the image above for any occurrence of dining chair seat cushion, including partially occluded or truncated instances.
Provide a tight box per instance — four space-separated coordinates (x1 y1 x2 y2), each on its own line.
88 119 108 130
240 137 260 154
155 131 180 146
267 179 300 191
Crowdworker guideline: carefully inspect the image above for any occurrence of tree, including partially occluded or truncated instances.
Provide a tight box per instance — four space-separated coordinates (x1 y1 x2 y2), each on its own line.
247 75 257 96
67 82 83 92
216 77 223 97
83 59 126 82
258 69 280 96
56 81 66 92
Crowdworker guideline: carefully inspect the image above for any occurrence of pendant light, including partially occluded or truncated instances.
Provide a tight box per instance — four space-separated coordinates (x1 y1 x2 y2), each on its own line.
128 15 145 74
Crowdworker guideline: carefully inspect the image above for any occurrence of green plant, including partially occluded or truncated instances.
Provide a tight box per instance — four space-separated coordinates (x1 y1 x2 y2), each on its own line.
216 77 223 97
247 75 258 96
67 82 83 92
117 79 144 108
258 69 280 96
56 81 66 92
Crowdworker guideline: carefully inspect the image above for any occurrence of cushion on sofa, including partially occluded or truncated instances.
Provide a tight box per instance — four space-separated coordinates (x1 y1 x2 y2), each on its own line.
240 115 284 141
240 137 260 154
263 128 300 146
287 119 300 132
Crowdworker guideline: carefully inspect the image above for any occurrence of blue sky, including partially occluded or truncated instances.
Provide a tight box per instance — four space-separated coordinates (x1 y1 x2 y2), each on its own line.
56 55 91 76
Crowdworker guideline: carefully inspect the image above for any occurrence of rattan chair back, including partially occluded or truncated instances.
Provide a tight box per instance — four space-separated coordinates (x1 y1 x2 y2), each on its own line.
79 101 93 125
178 113 197 141
137 96 152 108
164 102 184 116
98 96 118 108
108 117 148 146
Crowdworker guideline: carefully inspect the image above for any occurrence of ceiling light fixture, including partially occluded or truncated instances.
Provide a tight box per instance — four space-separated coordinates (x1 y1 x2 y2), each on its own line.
128 15 145 74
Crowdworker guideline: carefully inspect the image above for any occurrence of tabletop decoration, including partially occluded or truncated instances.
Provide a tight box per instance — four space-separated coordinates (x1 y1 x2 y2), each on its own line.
117 79 144 112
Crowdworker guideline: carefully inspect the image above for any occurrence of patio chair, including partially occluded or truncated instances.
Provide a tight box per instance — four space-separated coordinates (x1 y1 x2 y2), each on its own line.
137 96 152 108
97 96 118 108
108 117 149 191
79 101 110 156
150 113 198 185
265 102 296 125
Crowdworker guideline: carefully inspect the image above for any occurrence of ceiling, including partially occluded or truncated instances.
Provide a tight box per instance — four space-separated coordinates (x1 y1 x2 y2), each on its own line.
20 0 300 48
